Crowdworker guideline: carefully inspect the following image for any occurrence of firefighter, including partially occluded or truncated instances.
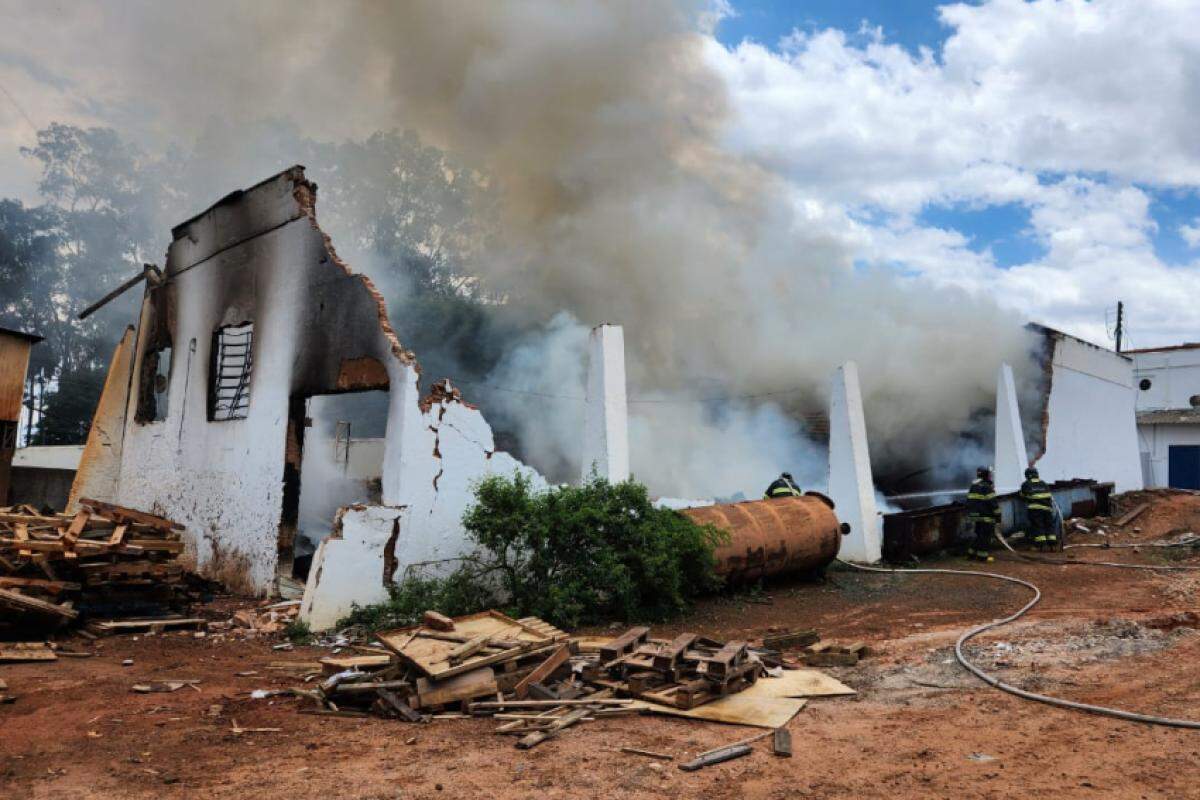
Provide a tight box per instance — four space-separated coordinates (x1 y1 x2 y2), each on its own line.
764 472 802 499
1019 466 1057 551
966 466 1000 562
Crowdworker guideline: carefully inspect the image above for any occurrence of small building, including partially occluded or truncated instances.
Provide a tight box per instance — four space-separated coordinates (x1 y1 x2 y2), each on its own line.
9 445 84 509
1129 343 1200 489
0 326 43 504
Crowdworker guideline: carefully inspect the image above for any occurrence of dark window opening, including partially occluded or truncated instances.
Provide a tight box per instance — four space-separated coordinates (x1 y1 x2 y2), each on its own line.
136 342 172 423
1139 378 1152 391
209 322 253 421
0 420 17 450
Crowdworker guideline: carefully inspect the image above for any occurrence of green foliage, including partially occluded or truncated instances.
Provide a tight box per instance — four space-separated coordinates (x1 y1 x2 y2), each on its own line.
284 619 314 645
339 475 726 632
338 572 495 632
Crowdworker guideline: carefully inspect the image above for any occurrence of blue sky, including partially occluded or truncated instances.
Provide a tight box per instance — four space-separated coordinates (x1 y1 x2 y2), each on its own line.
716 0 1200 286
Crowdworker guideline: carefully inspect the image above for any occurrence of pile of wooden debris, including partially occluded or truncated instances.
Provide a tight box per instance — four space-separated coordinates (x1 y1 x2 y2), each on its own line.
287 610 860 749
0 498 194 635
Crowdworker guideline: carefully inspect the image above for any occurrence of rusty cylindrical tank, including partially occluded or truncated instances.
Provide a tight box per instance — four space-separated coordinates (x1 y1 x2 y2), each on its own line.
681 494 845 584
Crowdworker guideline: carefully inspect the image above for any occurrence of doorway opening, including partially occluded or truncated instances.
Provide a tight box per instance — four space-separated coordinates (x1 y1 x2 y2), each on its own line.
277 390 388 597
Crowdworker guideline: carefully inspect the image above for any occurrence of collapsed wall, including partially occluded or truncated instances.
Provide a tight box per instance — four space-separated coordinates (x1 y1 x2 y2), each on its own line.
71 166 548 609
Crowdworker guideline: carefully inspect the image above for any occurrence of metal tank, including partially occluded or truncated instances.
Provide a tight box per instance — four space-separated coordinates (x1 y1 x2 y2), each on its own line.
681 494 846 583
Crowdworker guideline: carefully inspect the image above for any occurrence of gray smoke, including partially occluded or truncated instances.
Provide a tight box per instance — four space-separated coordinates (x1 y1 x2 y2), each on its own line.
3 0 1039 497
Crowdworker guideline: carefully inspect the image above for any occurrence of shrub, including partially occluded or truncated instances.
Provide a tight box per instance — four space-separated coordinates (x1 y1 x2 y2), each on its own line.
337 474 725 631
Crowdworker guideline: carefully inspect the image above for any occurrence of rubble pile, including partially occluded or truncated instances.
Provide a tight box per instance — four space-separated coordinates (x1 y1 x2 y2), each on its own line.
286 611 858 748
0 498 195 636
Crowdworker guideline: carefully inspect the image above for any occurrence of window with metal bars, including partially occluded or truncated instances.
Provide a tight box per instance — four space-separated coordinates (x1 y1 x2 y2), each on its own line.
209 322 253 421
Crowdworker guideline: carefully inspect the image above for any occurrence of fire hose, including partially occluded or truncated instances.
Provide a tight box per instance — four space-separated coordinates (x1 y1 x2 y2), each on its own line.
836 557 1200 729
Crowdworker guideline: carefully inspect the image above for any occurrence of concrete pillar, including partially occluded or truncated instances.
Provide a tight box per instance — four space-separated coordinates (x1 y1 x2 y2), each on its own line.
582 324 629 483
994 362 1029 494
828 361 881 562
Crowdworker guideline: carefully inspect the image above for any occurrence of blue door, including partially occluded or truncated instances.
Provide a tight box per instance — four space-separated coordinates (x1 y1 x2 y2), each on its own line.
1168 445 1200 490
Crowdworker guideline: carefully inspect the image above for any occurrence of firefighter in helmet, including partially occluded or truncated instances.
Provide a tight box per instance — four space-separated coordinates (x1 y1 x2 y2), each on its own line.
966 466 1000 562
764 472 802 499
1019 466 1057 551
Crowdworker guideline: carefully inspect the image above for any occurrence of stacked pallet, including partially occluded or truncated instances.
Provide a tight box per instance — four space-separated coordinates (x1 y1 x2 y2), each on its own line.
0 498 188 633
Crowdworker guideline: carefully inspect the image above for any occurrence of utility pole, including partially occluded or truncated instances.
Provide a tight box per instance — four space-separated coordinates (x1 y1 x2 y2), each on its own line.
36 373 46 445
1115 301 1124 353
23 373 34 447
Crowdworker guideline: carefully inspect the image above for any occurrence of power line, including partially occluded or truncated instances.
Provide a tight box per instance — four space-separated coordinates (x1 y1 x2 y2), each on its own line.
0 78 40 136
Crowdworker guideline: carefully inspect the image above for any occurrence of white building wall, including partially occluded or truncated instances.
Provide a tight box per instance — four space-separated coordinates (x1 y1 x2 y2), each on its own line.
827 362 881 563
1035 335 1143 493
1132 348 1200 411
582 324 629 483
994 362 1029 494
116 217 309 594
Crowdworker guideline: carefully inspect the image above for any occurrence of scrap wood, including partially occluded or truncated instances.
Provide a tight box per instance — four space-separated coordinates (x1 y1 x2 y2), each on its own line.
230 719 282 734
516 707 591 749
131 680 201 693
620 747 674 761
1115 503 1150 527
0 642 57 662
772 727 793 757
422 610 455 631
513 642 572 699
0 588 77 620
87 617 205 636
679 744 753 772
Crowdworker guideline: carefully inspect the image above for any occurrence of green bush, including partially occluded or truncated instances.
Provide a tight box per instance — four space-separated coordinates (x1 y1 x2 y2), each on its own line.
337 474 725 631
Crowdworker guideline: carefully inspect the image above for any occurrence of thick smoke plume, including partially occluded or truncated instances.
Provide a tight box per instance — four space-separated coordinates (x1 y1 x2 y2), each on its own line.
11 1 1038 497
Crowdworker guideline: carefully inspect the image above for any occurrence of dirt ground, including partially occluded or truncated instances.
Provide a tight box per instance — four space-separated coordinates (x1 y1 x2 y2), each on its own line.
4 491 1200 799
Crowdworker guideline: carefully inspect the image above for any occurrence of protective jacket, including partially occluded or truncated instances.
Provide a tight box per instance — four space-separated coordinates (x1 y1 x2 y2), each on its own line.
966 477 999 522
1019 478 1054 512
764 477 802 499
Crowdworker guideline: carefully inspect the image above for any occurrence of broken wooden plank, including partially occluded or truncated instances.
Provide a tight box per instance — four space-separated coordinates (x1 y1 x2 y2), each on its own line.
772 728 792 758
376 688 426 722
446 634 491 664
679 744 752 771
414 667 498 708
0 587 77 620
620 747 673 761
515 707 590 749
762 629 820 651
78 498 183 531
1115 503 1150 527
422 610 455 631
87 617 204 635
513 643 571 700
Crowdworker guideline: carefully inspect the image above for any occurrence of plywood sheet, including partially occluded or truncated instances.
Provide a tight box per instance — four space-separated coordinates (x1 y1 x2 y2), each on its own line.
630 670 851 729
758 669 855 698
633 695 807 729
378 611 559 680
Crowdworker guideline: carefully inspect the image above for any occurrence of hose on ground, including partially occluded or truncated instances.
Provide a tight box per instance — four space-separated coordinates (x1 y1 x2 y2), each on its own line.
836 558 1200 729
994 529 1200 571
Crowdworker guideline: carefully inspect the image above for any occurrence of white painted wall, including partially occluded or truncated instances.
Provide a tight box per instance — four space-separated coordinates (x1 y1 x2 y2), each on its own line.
582 323 629 482
1035 335 1143 492
994 362 1029 494
116 216 308 593
1132 348 1200 411
1137 422 1200 488
14 445 84 471
827 362 880 563
301 372 548 629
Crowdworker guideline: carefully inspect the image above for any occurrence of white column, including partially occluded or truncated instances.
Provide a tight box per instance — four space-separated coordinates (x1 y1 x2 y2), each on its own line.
828 361 881 562
582 324 629 483
994 362 1029 494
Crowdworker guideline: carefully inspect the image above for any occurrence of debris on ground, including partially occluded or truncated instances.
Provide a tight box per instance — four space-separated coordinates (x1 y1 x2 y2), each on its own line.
273 609 854 749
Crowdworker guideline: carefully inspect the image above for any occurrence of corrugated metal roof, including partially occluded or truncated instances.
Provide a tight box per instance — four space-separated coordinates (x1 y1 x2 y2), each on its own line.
1137 408 1200 425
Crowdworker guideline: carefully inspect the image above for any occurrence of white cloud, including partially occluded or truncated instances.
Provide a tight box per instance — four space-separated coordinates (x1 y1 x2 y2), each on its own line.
708 0 1200 347
1181 219 1200 248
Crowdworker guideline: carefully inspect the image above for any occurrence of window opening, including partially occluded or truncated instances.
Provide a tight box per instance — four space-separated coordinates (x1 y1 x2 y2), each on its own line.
209 322 253 421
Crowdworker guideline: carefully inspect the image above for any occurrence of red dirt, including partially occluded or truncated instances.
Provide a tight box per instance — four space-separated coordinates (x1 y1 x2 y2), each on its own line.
4 493 1200 799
